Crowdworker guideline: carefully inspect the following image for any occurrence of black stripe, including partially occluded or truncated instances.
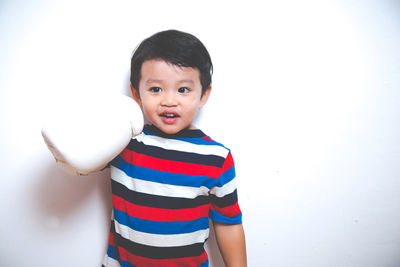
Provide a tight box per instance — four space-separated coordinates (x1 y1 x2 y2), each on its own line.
111 179 210 209
110 224 206 259
210 189 238 208
127 139 225 168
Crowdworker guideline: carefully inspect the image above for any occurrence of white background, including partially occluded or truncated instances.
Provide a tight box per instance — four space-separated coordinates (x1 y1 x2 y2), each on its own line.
1 0 399 266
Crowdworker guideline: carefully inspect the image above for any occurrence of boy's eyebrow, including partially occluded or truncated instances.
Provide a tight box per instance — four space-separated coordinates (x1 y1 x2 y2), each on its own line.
178 79 195 84
145 79 195 84
145 78 163 84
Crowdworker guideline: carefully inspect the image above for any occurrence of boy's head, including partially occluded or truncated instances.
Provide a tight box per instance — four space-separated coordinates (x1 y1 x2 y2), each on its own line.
130 30 213 134
130 30 213 96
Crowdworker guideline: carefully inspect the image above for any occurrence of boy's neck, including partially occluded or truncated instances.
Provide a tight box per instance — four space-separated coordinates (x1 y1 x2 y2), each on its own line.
145 124 203 138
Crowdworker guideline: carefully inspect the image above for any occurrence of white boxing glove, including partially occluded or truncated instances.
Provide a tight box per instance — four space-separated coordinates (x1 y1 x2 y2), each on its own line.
41 94 143 176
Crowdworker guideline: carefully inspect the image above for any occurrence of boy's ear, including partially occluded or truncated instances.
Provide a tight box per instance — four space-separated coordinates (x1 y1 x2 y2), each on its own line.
130 84 142 107
199 86 212 108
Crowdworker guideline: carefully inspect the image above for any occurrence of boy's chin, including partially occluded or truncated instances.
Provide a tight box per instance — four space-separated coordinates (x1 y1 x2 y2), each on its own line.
155 123 193 135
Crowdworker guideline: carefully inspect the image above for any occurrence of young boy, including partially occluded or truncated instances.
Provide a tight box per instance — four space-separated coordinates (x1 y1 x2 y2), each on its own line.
102 30 247 267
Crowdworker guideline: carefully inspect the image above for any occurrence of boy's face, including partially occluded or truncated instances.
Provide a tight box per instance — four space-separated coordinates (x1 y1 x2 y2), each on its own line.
131 59 211 134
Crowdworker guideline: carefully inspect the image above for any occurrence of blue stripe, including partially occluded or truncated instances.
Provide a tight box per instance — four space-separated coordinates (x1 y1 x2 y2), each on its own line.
199 259 209 267
112 156 218 189
218 165 236 186
121 260 131 267
174 136 226 148
174 137 213 145
210 210 242 224
114 208 209 235
107 244 116 259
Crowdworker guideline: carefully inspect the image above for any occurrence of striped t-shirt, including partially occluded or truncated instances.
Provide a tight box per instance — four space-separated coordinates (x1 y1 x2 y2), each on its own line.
102 125 242 267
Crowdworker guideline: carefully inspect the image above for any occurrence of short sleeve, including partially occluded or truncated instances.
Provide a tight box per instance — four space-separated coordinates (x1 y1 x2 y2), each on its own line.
209 152 242 224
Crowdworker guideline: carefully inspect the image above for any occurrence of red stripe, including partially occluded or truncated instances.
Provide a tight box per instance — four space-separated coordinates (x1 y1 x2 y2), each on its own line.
108 232 116 246
202 136 214 142
119 150 220 179
118 247 208 267
222 152 234 172
211 202 242 218
112 194 210 222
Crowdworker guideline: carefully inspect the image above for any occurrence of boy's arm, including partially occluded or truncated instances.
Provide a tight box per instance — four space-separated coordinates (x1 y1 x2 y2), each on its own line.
213 222 247 267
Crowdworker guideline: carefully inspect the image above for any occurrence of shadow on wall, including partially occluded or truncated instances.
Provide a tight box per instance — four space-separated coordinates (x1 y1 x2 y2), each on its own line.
206 222 225 267
34 163 111 230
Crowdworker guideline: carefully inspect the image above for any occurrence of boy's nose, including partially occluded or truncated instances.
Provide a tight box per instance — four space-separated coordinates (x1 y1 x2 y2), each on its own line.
161 91 178 106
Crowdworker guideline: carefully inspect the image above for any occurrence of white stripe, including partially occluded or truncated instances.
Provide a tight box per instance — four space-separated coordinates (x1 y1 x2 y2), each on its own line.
111 166 210 198
102 254 121 267
114 219 210 247
137 133 229 158
209 178 237 198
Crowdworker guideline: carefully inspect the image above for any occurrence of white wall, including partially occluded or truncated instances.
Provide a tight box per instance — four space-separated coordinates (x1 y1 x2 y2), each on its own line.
1 1 399 266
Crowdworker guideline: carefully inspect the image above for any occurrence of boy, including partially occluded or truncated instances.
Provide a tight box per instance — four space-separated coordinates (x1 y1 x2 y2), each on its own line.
102 30 247 267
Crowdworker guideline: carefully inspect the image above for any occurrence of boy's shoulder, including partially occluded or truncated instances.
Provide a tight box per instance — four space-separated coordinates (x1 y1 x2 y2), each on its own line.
194 131 230 151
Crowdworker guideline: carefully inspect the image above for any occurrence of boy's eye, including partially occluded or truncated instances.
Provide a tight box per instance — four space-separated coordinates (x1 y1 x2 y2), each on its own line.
150 87 162 93
178 87 189 93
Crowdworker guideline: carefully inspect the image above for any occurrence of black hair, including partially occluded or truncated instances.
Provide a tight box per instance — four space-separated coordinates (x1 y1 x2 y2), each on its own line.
130 30 213 95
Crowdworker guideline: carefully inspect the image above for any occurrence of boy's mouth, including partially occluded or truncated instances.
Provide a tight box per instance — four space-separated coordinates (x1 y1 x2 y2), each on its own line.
160 112 180 124
160 113 179 118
